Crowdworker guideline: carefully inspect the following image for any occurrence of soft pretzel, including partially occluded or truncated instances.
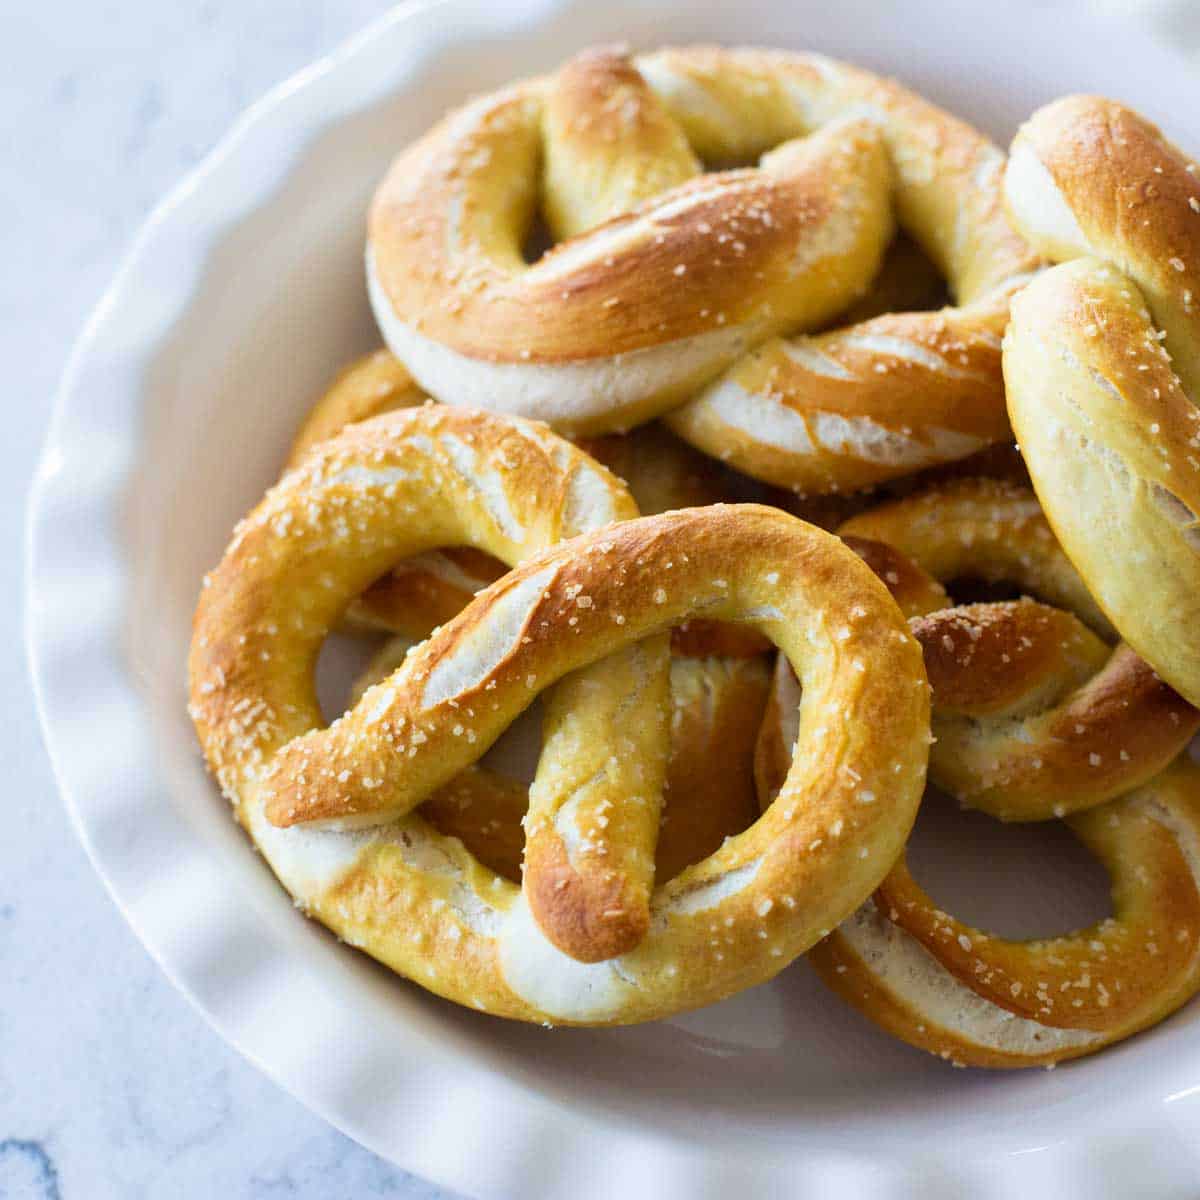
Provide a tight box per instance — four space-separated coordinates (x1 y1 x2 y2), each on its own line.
351 641 769 886
196 406 674 965
1003 96 1200 708
809 763 1200 1068
368 45 1038 491
189 407 929 1021
758 481 1198 820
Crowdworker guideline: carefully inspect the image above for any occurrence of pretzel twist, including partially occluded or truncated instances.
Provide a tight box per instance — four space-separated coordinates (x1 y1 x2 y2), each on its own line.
368 45 1039 490
189 407 929 1022
1003 96 1200 707
352 641 770 888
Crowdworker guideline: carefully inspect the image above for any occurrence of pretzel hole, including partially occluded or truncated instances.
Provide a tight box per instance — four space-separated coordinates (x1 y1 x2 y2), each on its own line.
520 209 558 265
315 632 387 725
906 790 1110 939
822 232 949 329
940 576 1028 607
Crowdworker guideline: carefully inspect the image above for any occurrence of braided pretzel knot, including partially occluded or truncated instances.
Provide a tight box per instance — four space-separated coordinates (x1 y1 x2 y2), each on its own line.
1003 96 1200 708
368 46 1039 492
351 640 770 889
757 481 1199 823
189 408 928 1023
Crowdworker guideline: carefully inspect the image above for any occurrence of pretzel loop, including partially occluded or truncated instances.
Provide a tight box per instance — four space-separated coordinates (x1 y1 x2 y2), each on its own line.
369 46 1040 491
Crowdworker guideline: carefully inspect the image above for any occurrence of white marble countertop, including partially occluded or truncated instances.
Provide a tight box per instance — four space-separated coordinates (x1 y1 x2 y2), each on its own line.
3 3 1198 1197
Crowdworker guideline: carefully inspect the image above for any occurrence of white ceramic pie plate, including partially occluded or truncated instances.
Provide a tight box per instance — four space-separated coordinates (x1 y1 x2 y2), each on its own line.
27 1 1200 1195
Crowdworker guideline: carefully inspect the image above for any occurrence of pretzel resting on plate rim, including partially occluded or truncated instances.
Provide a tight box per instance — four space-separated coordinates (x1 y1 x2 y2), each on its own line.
189 405 929 1024
368 45 1040 492
1003 95 1200 708
753 483 1200 1066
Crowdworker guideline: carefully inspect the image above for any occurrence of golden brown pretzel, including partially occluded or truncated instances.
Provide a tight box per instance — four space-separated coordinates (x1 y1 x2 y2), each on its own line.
197 406 670 965
189 407 929 1023
368 45 1038 490
1003 96 1200 708
752 521 1200 1067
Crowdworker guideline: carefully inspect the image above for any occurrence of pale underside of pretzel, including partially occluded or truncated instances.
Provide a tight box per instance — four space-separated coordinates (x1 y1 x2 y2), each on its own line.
368 45 1039 490
351 640 769 888
1003 95 1200 708
189 409 929 1022
835 479 1199 819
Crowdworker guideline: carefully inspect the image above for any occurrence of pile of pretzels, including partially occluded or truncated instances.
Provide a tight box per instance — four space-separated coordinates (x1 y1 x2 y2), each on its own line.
189 46 1200 1069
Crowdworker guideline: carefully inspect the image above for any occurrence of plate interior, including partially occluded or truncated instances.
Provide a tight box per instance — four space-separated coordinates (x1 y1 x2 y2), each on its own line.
41 0 1200 1168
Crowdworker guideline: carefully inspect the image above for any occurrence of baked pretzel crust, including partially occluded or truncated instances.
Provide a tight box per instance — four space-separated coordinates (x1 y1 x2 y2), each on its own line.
190 408 930 1021
1004 95 1200 707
